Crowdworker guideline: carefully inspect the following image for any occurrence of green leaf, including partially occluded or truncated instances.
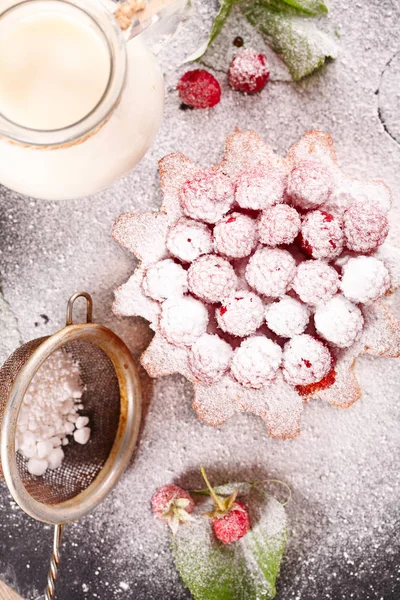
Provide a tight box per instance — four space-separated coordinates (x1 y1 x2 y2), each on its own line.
280 0 328 16
240 0 338 80
171 491 287 600
185 0 237 62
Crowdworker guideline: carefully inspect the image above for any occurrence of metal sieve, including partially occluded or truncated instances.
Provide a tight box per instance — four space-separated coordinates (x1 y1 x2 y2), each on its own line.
0 292 142 599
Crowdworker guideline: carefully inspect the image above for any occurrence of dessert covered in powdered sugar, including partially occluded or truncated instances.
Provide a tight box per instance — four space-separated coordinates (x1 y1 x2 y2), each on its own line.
112 129 400 439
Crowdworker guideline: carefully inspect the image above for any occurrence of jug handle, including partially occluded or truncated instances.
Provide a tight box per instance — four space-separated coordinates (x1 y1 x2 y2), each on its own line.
111 0 194 55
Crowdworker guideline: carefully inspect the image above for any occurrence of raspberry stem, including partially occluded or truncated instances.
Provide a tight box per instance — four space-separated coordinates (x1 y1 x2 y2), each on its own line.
200 466 225 512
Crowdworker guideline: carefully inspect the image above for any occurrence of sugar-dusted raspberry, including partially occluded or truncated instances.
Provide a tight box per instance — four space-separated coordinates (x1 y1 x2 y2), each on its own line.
287 160 334 211
314 295 364 348
340 256 390 304
189 333 233 384
291 260 339 305
343 203 389 253
214 212 258 258
160 296 209 346
265 296 310 338
245 248 296 298
152 484 194 533
258 204 301 247
177 70 221 109
235 165 287 210
231 335 282 388
282 334 333 386
143 259 188 302
216 291 264 337
188 255 238 303
180 169 234 224
300 210 344 260
228 48 270 94
166 217 213 263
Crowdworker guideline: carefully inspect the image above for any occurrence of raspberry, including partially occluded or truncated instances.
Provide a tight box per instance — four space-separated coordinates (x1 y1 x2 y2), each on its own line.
265 296 310 338
287 160 334 210
216 291 264 337
314 295 364 348
214 212 258 258
200 467 250 544
177 69 221 109
142 259 187 302
282 334 333 386
187 255 238 303
258 204 301 247
296 368 337 397
235 165 286 210
291 260 339 305
189 334 233 384
228 48 270 94
230 336 282 388
180 169 234 224
152 484 194 534
213 500 250 544
245 248 296 298
343 203 389 253
166 217 213 263
160 296 209 346
340 256 390 304
300 210 344 260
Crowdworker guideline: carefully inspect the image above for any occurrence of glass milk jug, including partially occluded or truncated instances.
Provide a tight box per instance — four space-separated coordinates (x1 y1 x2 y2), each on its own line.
0 0 192 200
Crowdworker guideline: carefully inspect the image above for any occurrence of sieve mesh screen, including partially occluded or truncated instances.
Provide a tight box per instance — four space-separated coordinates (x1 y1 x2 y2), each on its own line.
0 338 120 505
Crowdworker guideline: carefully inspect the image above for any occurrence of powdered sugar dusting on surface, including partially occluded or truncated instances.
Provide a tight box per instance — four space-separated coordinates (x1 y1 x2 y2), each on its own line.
1 1 400 597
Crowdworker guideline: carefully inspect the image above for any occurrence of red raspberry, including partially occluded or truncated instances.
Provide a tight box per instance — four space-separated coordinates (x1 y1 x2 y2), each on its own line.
177 70 221 109
300 210 344 260
235 165 287 210
258 204 301 246
343 203 389 253
188 255 238 303
291 260 339 306
214 212 258 258
287 160 334 211
228 48 270 94
314 295 364 348
282 334 333 386
245 247 296 298
213 500 250 544
200 467 250 545
216 291 264 337
152 484 194 534
180 169 234 224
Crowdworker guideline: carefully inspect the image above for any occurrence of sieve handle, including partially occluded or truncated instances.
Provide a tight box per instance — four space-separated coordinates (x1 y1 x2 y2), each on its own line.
66 292 93 325
44 524 64 600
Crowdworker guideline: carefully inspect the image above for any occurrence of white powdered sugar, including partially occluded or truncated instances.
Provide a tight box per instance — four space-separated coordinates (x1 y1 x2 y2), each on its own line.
16 349 90 476
188 333 233 384
180 169 234 224
291 260 339 305
216 291 264 337
245 248 296 298
265 296 310 338
231 336 282 388
341 256 391 304
314 295 364 348
142 259 188 302
287 160 334 210
166 217 214 263
282 334 332 386
214 212 258 258
160 296 209 346
187 254 238 303
235 165 286 210
257 204 301 247
300 210 344 260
